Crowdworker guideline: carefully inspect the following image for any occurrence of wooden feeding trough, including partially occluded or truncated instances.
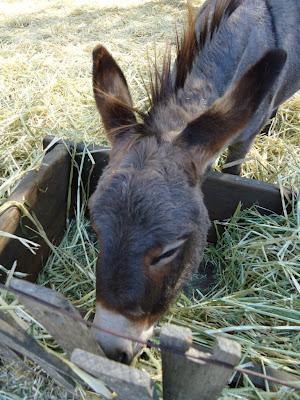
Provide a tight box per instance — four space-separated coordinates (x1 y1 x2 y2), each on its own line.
0 135 291 282
0 136 296 399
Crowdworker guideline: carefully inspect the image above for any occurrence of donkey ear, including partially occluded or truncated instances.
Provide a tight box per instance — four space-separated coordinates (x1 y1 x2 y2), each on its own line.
93 45 137 144
175 49 287 173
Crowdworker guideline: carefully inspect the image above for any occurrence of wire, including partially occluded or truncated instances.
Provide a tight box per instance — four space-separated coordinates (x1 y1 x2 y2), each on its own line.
1 282 300 391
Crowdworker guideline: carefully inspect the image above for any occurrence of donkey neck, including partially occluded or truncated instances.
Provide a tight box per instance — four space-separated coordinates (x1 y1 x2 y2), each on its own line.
147 0 274 140
147 58 236 141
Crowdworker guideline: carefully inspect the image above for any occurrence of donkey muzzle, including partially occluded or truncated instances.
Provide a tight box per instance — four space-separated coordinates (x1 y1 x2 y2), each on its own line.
92 302 154 364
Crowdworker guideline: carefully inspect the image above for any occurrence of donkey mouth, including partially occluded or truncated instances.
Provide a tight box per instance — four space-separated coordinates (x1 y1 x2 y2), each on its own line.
92 301 154 364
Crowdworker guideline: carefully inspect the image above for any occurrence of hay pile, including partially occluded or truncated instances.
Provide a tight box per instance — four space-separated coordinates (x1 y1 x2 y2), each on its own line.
0 0 192 205
1 0 300 399
27 185 300 400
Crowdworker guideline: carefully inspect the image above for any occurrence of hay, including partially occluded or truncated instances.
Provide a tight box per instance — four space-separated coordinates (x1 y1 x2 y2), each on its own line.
1 0 300 398
0 0 195 204
171 203 300 399
36 198 300 400
3 189 299 398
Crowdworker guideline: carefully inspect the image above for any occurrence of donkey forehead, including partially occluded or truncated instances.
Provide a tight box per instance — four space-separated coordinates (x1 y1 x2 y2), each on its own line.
90 166 200 246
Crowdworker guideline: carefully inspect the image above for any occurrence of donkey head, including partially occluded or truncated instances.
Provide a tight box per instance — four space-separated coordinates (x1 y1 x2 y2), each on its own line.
89 45 286 364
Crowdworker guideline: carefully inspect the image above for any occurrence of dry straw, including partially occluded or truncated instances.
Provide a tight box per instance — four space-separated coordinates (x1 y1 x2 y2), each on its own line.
1 0 300 398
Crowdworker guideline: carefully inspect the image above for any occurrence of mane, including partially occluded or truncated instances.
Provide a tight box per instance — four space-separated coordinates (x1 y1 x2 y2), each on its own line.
147 0 242 110
102 0 242 140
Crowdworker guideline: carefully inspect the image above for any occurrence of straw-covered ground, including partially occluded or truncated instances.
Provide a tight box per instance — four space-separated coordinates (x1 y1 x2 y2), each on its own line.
0 0 300 399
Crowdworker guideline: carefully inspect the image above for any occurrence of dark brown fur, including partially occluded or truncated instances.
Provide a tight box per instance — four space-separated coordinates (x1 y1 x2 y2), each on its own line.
148 0 242 112
175 50 287 169
174 5 199 91
89 0 291 364
92 45 139 142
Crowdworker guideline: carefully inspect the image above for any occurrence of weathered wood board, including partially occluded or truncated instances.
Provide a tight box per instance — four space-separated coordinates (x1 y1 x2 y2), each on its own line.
160 325 241 400
231 362 300 392
0 343 22 362
71 348 157 400
43 136 109 219
0 144 70 282
203 171 291 241
9 278 104 357
0 311 78 393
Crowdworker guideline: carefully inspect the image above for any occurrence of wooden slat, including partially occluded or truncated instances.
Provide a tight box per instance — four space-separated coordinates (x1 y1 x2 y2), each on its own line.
202 171 291 242
0 343 23 363
0 144 70 282
0 309 29 370
160 325 241 400
0 312 77 393
71 348 157 400
42 135 290 244
231 362 300 391
43 136 109 218
9 278 104 357
202 171 290 220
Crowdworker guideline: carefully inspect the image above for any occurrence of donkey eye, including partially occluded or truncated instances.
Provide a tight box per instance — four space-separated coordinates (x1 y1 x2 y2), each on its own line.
152 247 179 265
150 238 186 268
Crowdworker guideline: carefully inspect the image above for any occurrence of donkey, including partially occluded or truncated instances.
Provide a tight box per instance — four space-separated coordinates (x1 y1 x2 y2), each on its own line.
89 0 300 364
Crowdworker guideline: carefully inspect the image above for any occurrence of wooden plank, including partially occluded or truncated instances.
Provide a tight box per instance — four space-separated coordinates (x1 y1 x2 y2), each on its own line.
231 362 300 391
160 324 241 400
202 171 291 242
0 310 24 363
9 278 104 357
0 312 77 393
43 136 109 218
0 343 23 363
0 144 70 282
71 348 157 400
202 171 290 221
209 336 242 397
42 136 290 244
157 324 300 393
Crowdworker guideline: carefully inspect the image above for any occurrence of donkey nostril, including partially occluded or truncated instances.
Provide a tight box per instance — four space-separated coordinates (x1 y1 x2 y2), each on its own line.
116 350 131 365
